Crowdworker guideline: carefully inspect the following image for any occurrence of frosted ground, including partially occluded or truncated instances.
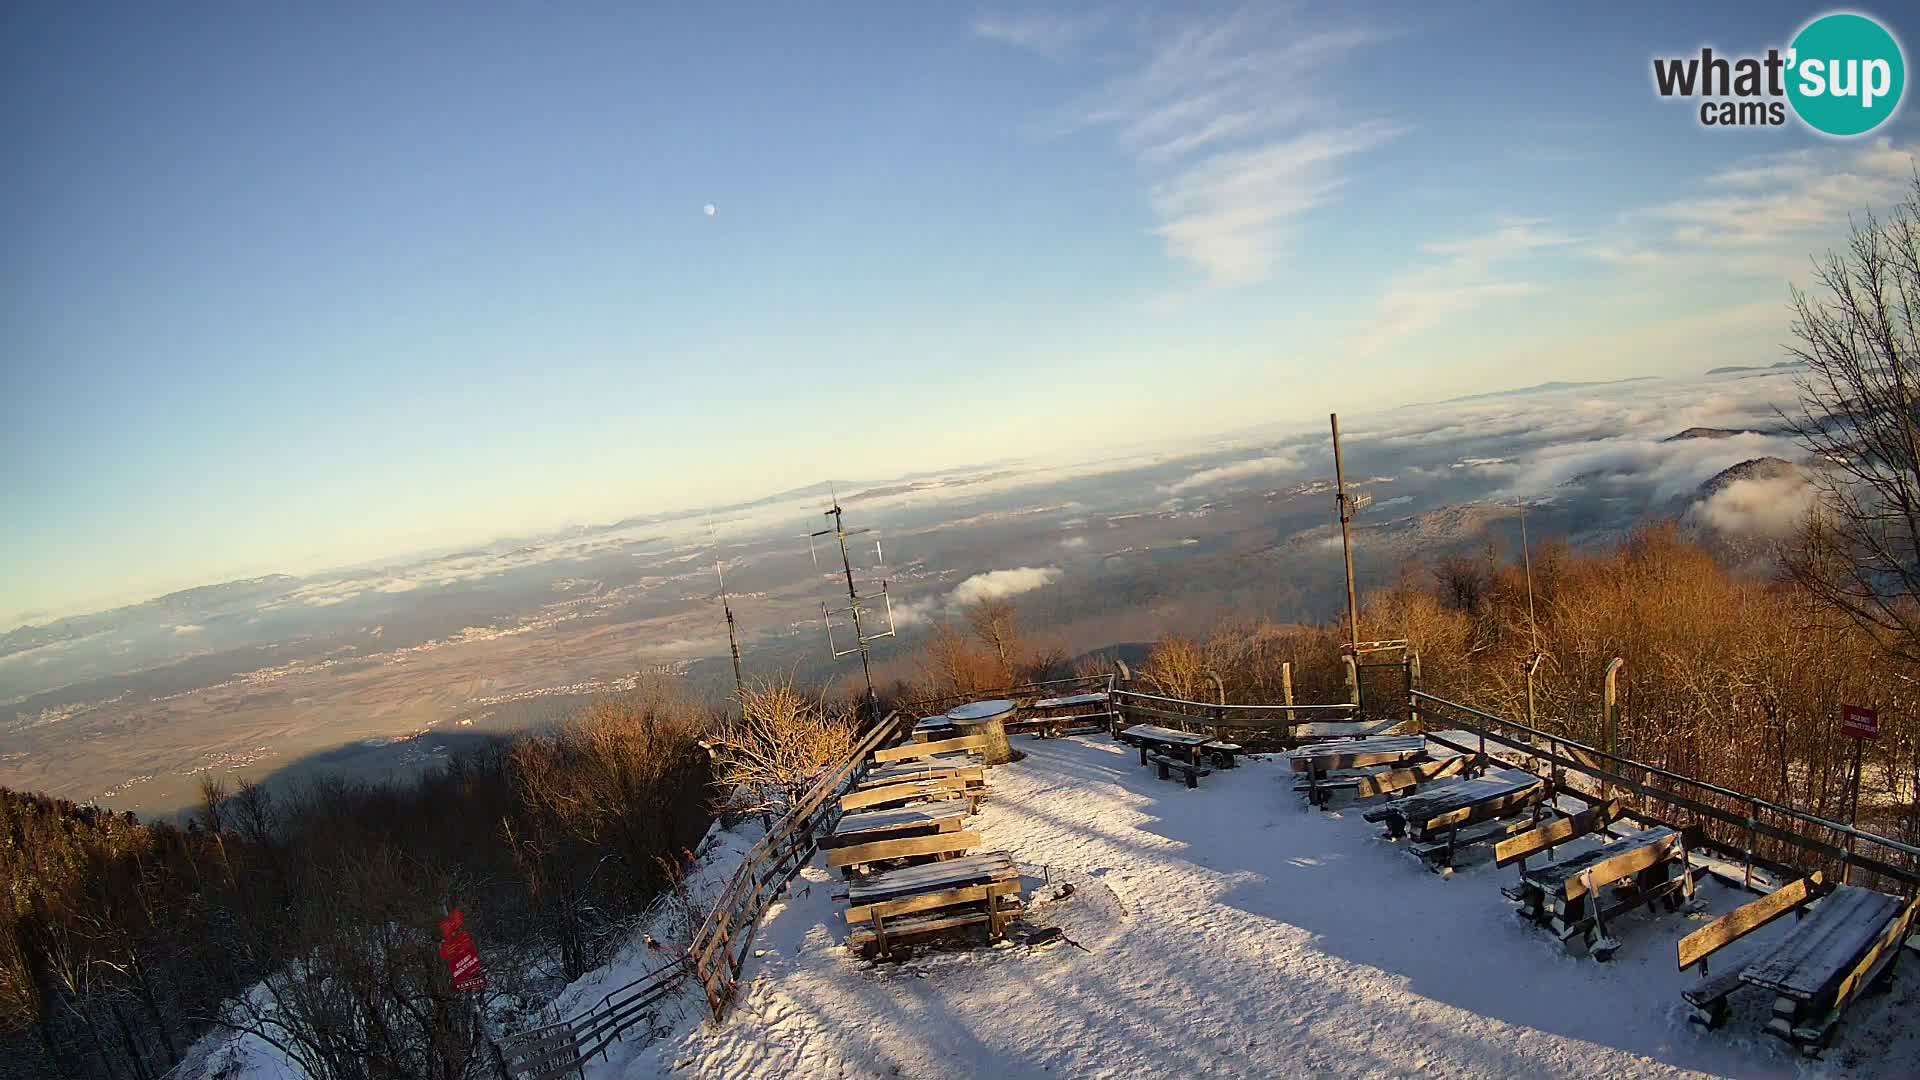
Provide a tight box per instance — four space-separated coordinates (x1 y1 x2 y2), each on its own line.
611 736 1917 1080
185 734 1918 1079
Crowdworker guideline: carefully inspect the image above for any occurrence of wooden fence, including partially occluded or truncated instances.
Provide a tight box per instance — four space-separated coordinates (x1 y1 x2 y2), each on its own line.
1410 690 1920 894
686 709 907 1022
497 957 684 1080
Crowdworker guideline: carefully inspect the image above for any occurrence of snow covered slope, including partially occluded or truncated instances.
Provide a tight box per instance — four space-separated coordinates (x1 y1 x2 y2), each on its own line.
617 736 1917 1079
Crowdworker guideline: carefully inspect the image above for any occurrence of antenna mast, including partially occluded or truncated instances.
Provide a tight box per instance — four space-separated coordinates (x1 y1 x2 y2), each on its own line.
710 527 745 702
1331 413 1361 652
808 491 896 717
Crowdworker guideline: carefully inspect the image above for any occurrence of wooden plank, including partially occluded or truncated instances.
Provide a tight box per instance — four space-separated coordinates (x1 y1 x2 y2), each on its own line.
825 830 982 869
1526 827 1680 901
872 733 988 763
1119 724 1212 745
1030 692 1107 709
1289 736 1427 772
845 851 1016 905
1743 885 1904 999
839 776 969 812
1678 871 1826 971
829 799 970 842
1352 755 1467 799
846 907 1018 949
1798 895 1920 1041
845 879 1022 924
1495 799 1623 868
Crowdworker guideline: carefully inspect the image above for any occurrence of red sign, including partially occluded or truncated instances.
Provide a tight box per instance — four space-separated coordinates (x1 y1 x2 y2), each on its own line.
438 909 487 992
1841 704 1879 740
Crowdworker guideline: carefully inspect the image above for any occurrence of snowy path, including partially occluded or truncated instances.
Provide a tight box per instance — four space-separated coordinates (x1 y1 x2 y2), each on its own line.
617 736 1918 1079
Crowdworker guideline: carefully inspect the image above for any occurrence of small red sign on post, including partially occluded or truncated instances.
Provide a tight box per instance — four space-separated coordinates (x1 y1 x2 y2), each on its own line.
1841 704 1879 740
438 908 487 993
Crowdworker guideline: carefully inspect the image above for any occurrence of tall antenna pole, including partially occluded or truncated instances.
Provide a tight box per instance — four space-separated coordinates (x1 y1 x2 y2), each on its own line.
809 493 895 719
1331 413 1361 653
1520 507 1541 727
711 535 745 702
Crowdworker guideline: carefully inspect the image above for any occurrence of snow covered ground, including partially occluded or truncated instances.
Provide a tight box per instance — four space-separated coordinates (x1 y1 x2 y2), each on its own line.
613 735 1919 1080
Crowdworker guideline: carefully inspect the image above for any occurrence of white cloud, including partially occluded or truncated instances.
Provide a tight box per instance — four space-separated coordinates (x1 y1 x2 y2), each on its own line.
949 566 1062 606
983 8 1399 285
1059 535 1089 549
172 624 203 635
1167 452 1305 493
969 12 1103 57
1692 473 1817 538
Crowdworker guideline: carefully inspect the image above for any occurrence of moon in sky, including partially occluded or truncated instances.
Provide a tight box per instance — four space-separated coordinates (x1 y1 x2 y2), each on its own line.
703 203 717 217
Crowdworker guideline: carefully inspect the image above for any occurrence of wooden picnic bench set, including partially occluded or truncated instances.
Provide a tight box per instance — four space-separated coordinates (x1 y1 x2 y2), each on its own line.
824 712 1026 958
1116 724 1242 787
1677 870 1920 1055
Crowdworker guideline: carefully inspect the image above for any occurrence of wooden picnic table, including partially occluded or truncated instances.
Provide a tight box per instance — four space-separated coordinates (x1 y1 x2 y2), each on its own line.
1680 882 1918 1055
840 851 1023 957
1289 736 1440 806
911 715 958 742
1364 768 1544 862
1031 692 1107 709
1513 826 1692 959
1290 718 1401 743
1119 724 1217 766
859 754 986 791
828 799 970 846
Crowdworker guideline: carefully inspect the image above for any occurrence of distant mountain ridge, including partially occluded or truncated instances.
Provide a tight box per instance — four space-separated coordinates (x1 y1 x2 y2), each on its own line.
1409 378 1657 408
1706 360 1805 375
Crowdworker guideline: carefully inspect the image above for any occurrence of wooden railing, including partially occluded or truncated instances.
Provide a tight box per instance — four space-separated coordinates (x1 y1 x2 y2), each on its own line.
498 957 684 1080
1409 690 1920 893
1111 688 1357 746
686 709 907 1022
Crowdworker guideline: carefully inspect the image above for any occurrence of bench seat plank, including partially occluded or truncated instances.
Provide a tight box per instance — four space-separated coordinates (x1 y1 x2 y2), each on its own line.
1030 692 1107 709
1120 724 1213 746
1289 735 1427 773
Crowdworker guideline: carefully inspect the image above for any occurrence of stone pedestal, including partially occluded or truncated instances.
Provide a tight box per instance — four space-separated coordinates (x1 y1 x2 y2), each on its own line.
947 699 1016 765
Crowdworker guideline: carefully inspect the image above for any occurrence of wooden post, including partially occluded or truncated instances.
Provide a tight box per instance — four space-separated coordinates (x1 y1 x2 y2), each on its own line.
1281 662 1296 728
1405 651 1421 729
1845 736 1864 886
1601 658 1624 802
1344 654 1360 715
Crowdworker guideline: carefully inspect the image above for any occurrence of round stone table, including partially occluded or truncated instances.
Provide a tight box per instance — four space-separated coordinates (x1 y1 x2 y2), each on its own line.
946 698 1016 765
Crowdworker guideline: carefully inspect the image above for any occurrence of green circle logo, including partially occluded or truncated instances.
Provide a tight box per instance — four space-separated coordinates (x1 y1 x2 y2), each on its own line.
1787 13 1906 136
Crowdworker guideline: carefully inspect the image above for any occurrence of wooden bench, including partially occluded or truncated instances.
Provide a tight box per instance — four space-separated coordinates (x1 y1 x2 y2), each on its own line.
858 754 987 791
826 829 983 873
839 851 1023 957
840 776 979 814
1118 724 1214 768
1288 718 1401 744
1012 692 1113 738
1202 740 1242 769
1364 768 1544 868
1147 752 1212 788
1290 735 1430 806
827 799 970 848
910 715 958 743
872 733 989 765
1673 873 1920 1054
1509 826 1693 960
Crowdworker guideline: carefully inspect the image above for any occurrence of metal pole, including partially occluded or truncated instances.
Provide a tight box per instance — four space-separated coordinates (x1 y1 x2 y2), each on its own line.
1846 736 1864 885
1331 413 1361 654
828 502 878 715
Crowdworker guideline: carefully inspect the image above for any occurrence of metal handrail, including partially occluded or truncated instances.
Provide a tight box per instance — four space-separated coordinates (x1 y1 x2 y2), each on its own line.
1411 690 1920 863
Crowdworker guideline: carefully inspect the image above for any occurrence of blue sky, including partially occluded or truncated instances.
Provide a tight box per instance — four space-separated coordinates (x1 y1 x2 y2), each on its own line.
3 2 1917 622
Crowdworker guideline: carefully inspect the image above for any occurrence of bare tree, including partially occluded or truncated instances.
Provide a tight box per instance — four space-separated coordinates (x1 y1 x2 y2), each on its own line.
1783 173 1920 663
703 680 857 815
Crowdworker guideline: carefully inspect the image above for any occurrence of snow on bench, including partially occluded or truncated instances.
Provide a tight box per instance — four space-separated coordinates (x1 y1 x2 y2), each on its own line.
1511 826 1694 960
1364 768 1544 868
1678 880 1920 1055
827 799 971 846
859 754 987 790
1029 692 1108 709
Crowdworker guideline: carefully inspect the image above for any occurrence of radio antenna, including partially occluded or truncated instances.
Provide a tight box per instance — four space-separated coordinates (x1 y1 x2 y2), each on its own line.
807 488 895 718
708 521 746 703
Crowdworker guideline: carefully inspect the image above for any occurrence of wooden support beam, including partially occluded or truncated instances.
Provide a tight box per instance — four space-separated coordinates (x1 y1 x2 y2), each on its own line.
872 733 989 764
1495 799 1623 868
844 879 1020 925
1677 872 1826 972
826 830 983 869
